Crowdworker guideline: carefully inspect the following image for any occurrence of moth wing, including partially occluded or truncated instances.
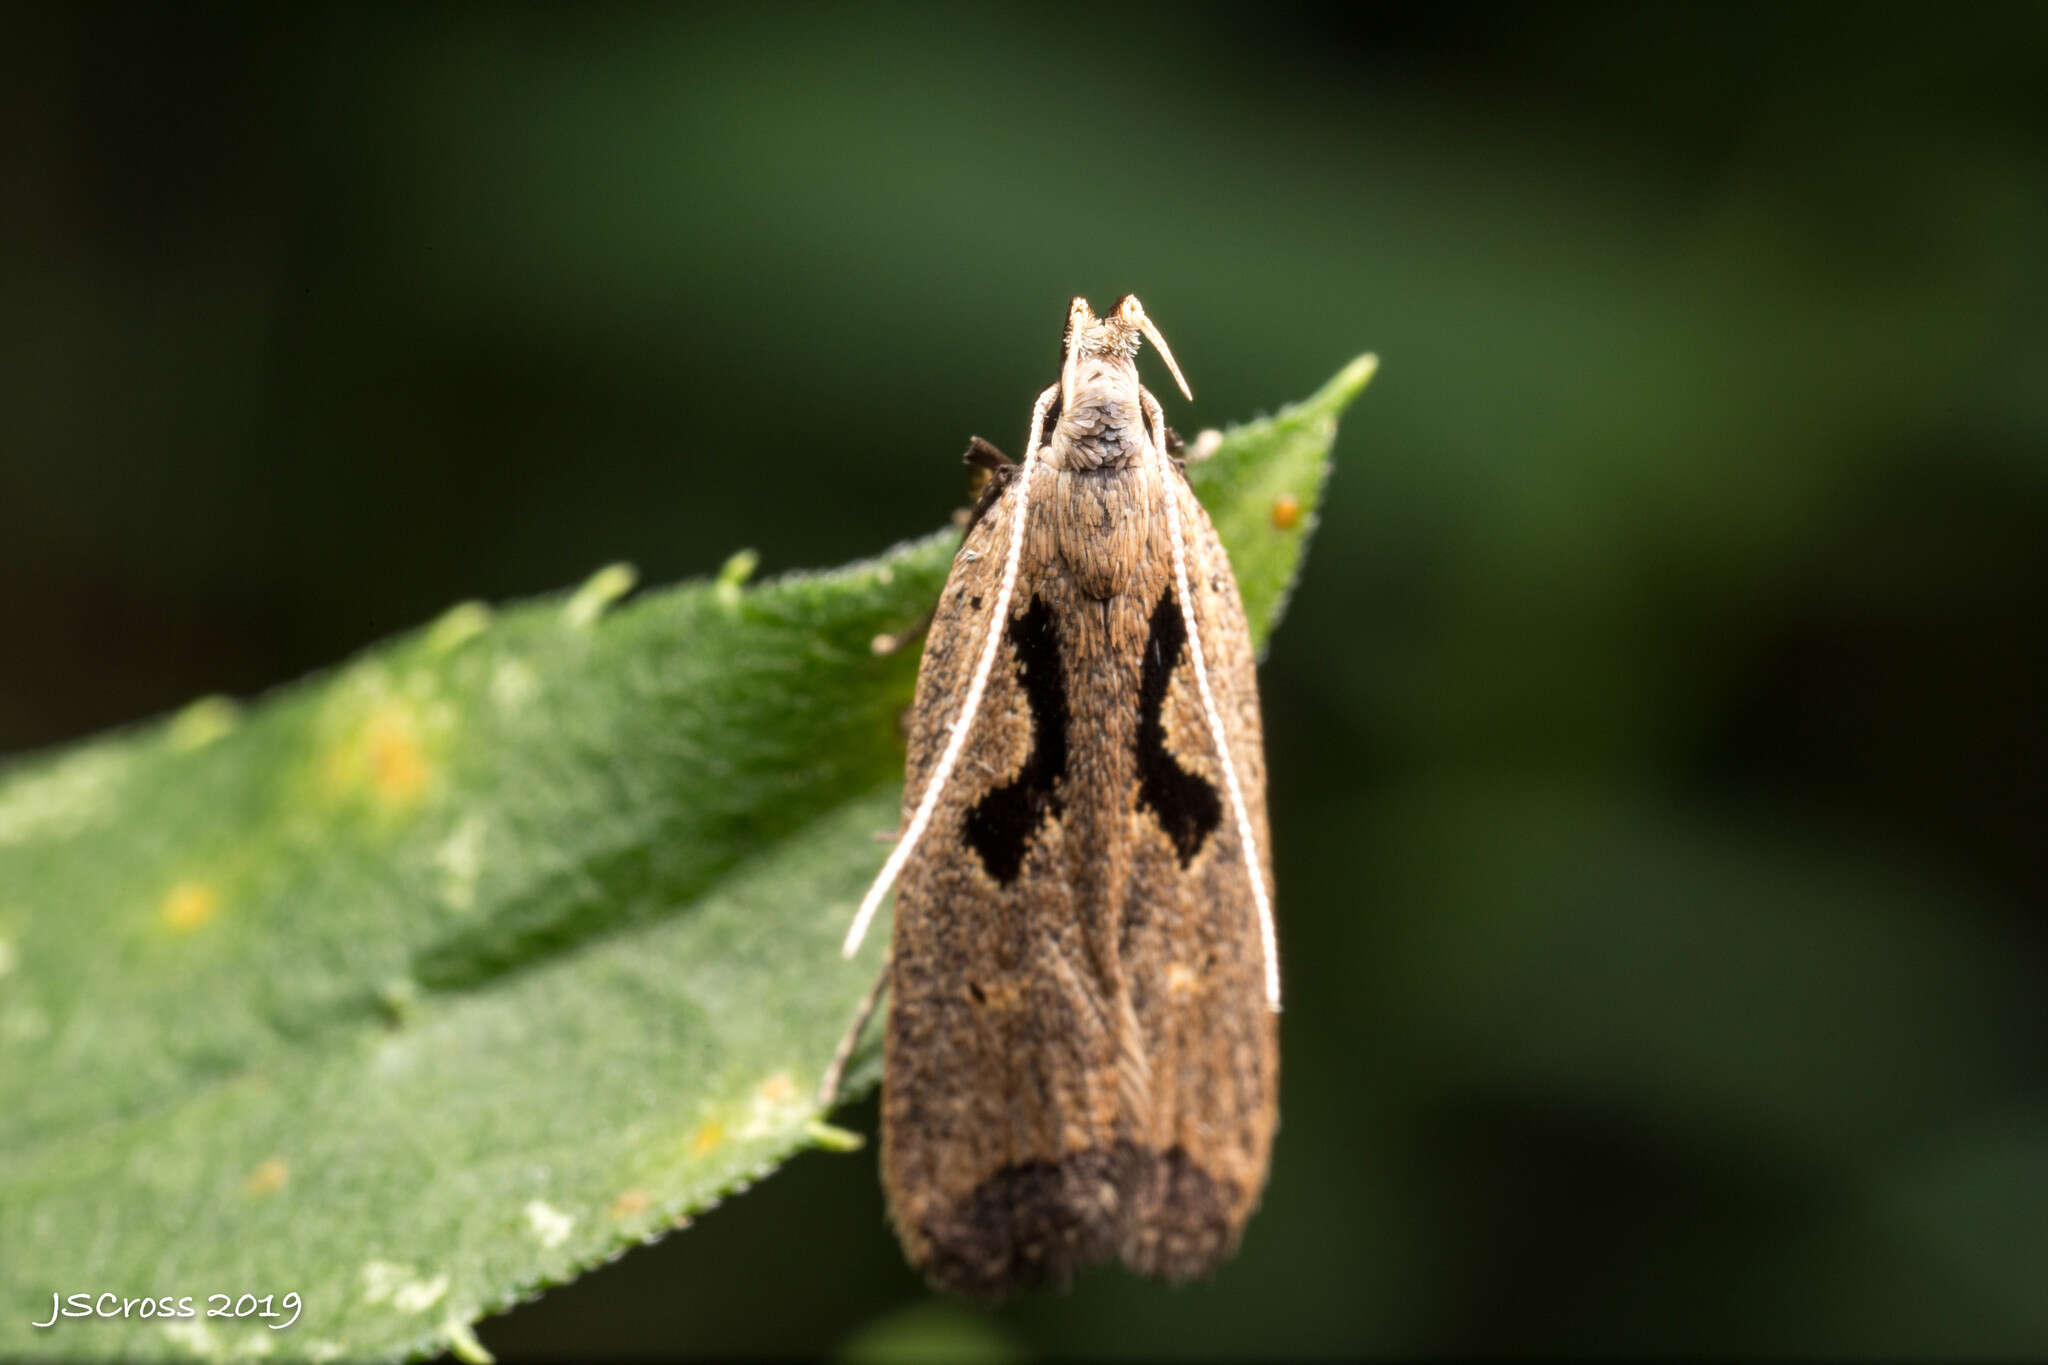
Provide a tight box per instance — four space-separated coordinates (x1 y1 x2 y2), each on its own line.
881 461 1280 1296
881 488 1116 1296
1111 468 1278 1280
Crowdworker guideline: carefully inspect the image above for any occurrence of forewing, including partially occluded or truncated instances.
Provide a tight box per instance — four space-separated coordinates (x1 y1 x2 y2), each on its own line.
881 491 1118 1295
881 461 1279 1295
1111 469 1278 1279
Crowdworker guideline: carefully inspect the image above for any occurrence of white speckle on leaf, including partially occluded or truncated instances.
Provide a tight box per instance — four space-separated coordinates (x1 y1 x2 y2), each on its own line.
365 1260 450 1313
305 1341 346 1362
524 1199 574 1248
392 1275 450 1313
361 1260 412 1304
876 564 894 585
371 1032 420 1076
161 1317 216 1355
0 746 129 846
736 1071 805 1140
490 658 539 714
435 816 488 911
241 1329 276 1356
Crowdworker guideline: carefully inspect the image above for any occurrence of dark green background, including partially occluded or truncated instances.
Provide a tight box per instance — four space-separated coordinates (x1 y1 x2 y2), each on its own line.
6 4 2044 1357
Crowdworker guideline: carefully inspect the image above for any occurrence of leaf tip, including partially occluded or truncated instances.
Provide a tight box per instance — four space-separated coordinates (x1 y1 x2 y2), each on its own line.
715 548 761 610
424 600 494 655
563 562 638 628
445 1317 495 1365
167 695 241 752
1316 352 1379 415
804 1118 866 1152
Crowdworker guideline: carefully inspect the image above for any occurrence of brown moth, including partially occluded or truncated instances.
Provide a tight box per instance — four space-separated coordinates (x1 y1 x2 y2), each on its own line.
833 295 1279 1298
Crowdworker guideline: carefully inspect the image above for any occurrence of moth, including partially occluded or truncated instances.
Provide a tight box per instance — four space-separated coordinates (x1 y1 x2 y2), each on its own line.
831 295 1279 1297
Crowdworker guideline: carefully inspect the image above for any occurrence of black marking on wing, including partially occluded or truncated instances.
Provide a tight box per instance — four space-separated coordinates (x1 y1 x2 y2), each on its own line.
919 1140 1239 1297
1137 590 1221 867
965 595 1067 883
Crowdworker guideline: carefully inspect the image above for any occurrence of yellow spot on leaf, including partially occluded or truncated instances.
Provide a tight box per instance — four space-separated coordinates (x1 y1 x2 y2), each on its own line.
689 1121 726 1156
757 1072 798 1104
367 712 429 801
1271 493 1302 531
245 1156 290 1196
608 1188 650 1220
161 881 220 932
316 675 449 814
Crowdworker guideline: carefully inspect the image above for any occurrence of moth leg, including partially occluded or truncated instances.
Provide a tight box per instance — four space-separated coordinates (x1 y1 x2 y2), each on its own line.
1181 428 1224 463
959 437 1019 539
964 435 1015 472
890 436 1017 657
815 959 890 1109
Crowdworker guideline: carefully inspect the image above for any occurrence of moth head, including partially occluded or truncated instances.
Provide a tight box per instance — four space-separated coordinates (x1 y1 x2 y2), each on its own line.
1061 294 1193 403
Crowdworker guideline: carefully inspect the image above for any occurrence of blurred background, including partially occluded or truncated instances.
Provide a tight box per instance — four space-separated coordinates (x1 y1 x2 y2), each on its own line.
5 2 2045 1356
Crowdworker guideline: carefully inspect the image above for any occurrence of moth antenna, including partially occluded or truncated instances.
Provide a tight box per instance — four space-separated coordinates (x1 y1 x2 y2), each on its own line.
842 383 1059 960
1120 296 1193 402
1145 390 1279 1010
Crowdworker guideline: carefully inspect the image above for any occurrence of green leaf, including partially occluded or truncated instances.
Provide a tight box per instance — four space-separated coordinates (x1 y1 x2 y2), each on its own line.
0 356 1373 1363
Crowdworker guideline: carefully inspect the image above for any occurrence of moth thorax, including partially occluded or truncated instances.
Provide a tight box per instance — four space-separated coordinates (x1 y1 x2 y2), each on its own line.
1052 356 1151 471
